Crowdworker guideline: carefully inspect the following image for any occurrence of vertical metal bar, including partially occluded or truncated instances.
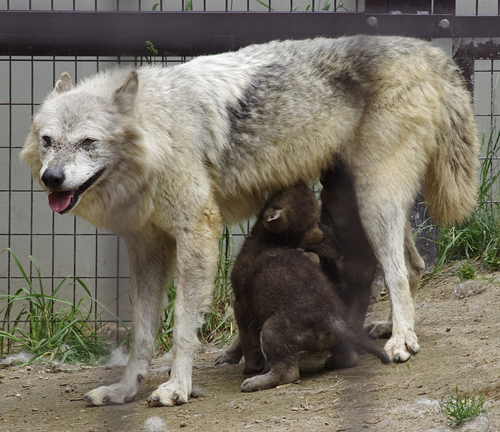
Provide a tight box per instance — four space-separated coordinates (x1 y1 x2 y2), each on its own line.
364 0 388 13
29 55 34 298
434 0 455 14
490 59 495 208
73 55 78 308
115 236 120 342
51 57 56 299
6 53 12 346
94 227 98 323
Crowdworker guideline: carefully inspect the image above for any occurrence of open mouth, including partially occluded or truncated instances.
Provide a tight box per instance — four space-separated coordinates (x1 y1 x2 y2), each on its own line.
48 168 106 214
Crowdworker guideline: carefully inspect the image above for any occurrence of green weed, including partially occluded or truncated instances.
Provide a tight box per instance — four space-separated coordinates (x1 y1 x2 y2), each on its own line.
439 387 487 428
156 225 239 354
145 41 158 65
0 249 117 365
436 128 500 268
457 262 476 282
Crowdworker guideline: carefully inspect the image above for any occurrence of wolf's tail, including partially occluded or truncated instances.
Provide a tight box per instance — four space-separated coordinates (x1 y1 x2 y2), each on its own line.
423 62 480 226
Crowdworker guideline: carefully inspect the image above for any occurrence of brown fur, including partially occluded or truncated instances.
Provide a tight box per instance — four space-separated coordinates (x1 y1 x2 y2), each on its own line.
231 184 390 392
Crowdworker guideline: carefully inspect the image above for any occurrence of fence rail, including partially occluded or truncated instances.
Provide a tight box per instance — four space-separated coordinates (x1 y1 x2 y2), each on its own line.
1 11 500 57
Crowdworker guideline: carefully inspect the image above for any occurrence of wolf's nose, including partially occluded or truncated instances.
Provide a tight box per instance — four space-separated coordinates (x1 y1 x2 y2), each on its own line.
42 168 66 190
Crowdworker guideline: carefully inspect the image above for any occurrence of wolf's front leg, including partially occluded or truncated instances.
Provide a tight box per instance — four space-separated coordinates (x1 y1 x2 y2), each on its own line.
147 205 223 407
85 229 176 406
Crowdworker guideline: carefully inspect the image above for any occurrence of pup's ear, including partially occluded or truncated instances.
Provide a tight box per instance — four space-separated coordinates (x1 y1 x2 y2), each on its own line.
263 208 288 233
266 208 284 222
51 72 74 96
114 70 139 114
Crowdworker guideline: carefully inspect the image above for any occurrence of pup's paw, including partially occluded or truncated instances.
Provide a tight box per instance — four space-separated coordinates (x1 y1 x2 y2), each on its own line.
241 369 298 392
365 320 393 339
214 351 241 366
241 375 275 392
384 330 420 363
85 383 137 406
147 382 190 407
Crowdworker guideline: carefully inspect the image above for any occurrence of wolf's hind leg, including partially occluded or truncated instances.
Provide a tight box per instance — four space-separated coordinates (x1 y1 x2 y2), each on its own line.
355 181 419 363
366 221 424 339
85 229 176 406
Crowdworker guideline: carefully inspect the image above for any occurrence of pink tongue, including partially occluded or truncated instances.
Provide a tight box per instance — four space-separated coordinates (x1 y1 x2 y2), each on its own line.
48 191 75 213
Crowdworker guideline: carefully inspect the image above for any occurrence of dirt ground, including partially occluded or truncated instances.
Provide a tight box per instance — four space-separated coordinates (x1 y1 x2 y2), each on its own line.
1 262 499 432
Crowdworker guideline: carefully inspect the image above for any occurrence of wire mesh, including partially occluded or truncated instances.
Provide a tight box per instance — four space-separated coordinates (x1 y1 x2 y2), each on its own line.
1 0 500 335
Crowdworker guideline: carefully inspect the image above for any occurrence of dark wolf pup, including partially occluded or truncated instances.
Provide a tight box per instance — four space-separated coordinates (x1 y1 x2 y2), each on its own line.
311 160 426 347
22 36 478 406
215 160 423 369
231 184 390 392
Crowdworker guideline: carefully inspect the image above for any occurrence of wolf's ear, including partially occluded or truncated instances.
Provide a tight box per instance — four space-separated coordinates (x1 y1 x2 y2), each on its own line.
114 70 139 114
51 72 74 96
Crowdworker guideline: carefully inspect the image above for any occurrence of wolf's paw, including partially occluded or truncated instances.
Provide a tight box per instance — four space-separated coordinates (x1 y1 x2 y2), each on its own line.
384 330 420 363
365 320 393 339
147 382 190 407
85 383 137 406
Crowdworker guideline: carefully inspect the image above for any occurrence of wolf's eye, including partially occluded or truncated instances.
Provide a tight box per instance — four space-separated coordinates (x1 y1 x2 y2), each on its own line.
82 138 97 149
41 135 52 147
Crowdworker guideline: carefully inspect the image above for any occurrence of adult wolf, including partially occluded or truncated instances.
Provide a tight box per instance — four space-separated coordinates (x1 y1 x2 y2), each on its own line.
22 35 479 407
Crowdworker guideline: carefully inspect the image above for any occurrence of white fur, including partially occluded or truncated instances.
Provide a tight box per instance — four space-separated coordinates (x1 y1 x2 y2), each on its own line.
21 36 479 406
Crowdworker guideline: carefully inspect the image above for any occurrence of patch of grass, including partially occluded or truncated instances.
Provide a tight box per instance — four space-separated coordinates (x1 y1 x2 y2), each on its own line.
436 128 500 269
201 225 238 347
439 387 487 428
156 224 240 354
0 249 116 366
144 41 158 65
457 262 476 282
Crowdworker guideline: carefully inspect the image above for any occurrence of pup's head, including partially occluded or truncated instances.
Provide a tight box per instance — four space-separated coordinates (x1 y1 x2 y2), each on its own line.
21 69 140 215
260 183 323 248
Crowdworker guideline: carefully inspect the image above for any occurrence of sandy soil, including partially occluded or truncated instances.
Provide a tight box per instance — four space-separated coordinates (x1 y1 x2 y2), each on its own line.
1 262 499 432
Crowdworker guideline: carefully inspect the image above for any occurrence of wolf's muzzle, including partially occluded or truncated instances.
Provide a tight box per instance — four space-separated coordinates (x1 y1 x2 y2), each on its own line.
42 166 66 191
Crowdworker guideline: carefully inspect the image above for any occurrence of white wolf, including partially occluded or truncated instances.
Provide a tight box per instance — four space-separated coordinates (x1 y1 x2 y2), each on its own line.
22 35 479 406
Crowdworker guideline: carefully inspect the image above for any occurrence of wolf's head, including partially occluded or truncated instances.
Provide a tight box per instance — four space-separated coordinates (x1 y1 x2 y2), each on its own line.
21 69 140 215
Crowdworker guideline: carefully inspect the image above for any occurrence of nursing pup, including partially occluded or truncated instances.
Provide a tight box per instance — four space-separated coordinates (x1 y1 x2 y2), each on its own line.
230 184 390 391
22 36 478 406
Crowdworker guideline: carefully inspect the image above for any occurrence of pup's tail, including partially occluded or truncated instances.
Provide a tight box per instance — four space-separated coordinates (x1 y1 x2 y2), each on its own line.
424 61 480 226
336 320 391 365
350 330 391 365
